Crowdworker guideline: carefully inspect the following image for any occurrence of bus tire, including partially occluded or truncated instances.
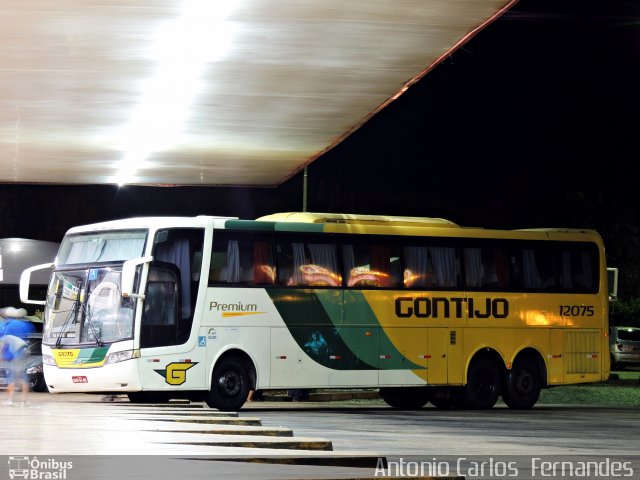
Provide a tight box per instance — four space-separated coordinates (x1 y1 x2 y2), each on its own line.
205 356 250 411
461 358 501 409
502 359 541 409
380 387 430 409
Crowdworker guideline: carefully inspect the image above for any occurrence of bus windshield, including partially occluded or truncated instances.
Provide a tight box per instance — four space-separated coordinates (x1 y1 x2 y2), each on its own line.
57 230 147 266
44 266 136 346
42 230 147 346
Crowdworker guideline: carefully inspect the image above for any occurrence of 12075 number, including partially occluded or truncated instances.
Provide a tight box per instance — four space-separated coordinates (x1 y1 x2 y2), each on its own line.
559 305 594 316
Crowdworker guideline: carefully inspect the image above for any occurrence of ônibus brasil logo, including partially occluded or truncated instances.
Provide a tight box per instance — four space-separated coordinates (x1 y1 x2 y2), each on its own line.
7 456 73 479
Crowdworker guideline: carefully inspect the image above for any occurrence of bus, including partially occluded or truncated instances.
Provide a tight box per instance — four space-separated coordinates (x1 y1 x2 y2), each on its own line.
19 212 610 411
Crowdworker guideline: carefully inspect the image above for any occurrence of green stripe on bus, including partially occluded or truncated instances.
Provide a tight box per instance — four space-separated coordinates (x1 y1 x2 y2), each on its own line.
268 289 423 371
273 223 325 233
224 220 276 231
224 219 324 233
314 290 381 368
77 347 110 363
268 289 376 370
330 291 424 371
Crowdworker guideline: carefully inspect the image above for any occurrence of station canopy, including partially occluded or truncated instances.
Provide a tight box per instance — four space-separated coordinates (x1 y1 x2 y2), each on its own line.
0 0 513 187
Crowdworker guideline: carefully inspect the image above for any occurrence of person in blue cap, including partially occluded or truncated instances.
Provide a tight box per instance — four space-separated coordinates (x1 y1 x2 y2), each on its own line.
1 307 35 405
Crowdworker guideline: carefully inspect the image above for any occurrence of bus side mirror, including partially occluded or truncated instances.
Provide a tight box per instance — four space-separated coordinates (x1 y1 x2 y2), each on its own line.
20 263 53 305
122 256 153 298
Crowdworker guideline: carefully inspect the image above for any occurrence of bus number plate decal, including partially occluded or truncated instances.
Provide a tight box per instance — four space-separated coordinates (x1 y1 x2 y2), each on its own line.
72 376 88 383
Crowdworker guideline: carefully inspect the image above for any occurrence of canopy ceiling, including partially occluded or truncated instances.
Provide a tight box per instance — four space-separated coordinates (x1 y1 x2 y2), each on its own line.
0 0 514 187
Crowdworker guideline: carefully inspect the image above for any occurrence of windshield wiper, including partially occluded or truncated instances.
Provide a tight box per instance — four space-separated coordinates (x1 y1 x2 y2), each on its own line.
79 277 105 346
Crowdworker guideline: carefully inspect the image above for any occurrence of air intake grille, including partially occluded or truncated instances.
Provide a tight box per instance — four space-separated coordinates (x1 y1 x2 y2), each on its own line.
565 331 600 374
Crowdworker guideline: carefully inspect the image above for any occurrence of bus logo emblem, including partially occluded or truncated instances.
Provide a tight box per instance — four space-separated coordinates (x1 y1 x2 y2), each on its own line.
155 362 198 385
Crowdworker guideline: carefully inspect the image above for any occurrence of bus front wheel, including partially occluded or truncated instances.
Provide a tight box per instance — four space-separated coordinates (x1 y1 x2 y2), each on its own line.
205 357 250 411
502 359 541 409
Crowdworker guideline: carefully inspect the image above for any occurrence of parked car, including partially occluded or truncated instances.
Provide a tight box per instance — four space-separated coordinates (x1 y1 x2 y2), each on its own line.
609 326 640 370
0 333 47 392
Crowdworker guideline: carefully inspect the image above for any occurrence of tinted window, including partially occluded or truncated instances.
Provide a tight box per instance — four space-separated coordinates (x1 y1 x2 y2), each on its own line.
405 243 459 289
343 239 402 288
210 232 276 285
207 230 599 294
276 236 340 287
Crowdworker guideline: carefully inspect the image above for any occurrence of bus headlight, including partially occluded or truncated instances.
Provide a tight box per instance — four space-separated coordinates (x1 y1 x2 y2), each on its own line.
42 354 56 366
105 349 141 365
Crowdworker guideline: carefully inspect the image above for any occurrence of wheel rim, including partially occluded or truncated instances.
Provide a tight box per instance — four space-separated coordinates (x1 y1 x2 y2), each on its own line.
514 370 534 396
218 370 242 398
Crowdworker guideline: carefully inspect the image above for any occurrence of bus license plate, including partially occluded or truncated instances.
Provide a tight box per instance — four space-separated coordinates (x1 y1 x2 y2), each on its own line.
72 376 88 383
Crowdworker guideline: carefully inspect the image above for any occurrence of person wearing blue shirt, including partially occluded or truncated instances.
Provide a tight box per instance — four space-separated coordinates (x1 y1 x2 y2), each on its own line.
1 307 35 405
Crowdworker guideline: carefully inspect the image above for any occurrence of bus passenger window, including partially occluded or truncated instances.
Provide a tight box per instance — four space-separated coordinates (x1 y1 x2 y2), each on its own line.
464 247 507 289
559 248 596 291
520 248 556 289
463 248 482 288
253 241 276 284
407 245 458 289
276 238 340 287
405 246 436 287
509 246 558 291
344 242 400 288
210 232 275 285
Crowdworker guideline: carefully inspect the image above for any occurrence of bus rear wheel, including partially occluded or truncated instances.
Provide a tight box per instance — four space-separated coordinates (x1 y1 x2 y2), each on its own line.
204 357 250 411
380 387 430 409
502 359 541 409
460 358 501 409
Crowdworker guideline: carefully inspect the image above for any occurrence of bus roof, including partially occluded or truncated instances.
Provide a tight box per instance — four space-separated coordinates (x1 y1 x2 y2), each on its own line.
62 213 602 244
65 216 238 234
256 212 459 227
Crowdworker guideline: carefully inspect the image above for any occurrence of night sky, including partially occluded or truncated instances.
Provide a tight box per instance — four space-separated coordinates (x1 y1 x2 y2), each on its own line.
1 0 638 292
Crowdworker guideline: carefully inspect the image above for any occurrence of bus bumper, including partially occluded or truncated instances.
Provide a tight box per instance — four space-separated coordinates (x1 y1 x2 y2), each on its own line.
43 360 142 393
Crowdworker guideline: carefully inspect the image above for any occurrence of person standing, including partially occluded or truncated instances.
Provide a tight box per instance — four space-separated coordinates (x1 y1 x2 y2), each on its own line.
1 334 30 405
1 307 35 406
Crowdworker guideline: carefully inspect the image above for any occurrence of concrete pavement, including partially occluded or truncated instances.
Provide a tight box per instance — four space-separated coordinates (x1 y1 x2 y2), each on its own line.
0 392 416 480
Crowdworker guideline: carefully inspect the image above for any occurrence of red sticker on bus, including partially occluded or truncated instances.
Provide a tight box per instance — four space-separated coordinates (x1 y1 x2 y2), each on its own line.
72 376 88 383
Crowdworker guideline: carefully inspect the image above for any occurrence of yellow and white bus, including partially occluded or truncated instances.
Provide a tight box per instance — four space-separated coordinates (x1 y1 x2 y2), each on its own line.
20 212 610 410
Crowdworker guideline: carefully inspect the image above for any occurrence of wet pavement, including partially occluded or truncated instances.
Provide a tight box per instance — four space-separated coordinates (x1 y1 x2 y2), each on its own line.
0 392 399 480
